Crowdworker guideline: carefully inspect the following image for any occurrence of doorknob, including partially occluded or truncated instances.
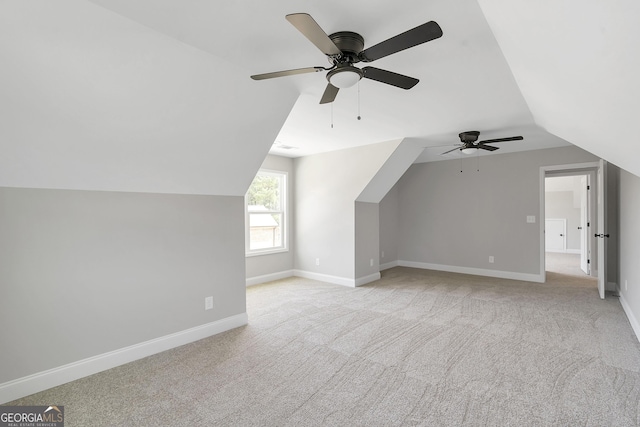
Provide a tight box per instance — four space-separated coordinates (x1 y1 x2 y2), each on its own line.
594 233 610 238
560 234 563 237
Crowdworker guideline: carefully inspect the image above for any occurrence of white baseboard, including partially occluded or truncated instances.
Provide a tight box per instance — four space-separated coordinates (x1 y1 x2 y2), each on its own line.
619 294 640 343
248 270 380 288
398 260 544 283
355 272 381 287
293 270 356 287
246 270 294 287
546 249 581 254
380 260 399 271
0 313 248 404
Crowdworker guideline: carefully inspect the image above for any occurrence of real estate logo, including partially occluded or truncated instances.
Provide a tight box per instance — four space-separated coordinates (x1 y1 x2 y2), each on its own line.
0 405 64 427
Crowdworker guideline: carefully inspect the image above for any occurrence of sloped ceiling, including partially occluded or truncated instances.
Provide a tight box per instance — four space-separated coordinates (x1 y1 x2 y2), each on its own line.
0 1 297 195
0 0 637 195
478 0 640 178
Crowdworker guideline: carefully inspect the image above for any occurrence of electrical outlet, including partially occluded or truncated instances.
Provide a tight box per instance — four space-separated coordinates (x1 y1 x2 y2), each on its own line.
625 280 628 291
370 258 374 267
489 256 495 263
381 251 385 258
205 296 213 310
315 258 320 266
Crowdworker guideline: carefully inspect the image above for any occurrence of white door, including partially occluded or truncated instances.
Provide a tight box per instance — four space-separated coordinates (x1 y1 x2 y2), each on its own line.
596 159 607 299
545 219 566 252
580 176 589 274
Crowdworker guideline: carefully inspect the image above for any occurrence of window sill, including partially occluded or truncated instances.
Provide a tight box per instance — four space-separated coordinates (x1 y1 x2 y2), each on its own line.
245 247 289 258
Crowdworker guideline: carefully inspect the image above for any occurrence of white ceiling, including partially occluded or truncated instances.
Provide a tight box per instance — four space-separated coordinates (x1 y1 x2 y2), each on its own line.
1 0 638 194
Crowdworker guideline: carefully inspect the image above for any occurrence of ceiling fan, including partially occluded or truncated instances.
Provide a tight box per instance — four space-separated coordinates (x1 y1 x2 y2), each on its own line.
250 13 443 104
441 131 524 155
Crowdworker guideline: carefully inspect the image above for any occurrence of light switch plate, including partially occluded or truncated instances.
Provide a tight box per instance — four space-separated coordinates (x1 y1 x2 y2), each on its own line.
527 215 536 223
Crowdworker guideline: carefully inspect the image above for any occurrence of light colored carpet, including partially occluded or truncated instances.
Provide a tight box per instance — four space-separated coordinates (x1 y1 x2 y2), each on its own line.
546 251 594 278
7 267 640 426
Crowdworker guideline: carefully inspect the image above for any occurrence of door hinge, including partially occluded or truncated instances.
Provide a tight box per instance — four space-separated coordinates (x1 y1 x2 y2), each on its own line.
587 185 590 190
587 259 590 264
587 222 590 227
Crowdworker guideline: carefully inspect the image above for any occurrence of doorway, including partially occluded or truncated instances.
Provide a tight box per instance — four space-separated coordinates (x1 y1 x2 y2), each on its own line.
540 161 608 299
544 175 591 277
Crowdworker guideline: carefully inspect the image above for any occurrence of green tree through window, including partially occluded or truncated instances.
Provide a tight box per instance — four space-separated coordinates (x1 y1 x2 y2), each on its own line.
247 174 280 211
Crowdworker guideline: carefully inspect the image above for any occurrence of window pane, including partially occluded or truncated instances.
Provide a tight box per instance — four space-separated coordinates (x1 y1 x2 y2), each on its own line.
246 169 287 255
247 175 281 211
249 213 282 250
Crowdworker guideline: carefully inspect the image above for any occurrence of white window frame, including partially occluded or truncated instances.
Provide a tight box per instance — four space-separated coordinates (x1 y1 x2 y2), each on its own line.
245 169 288 256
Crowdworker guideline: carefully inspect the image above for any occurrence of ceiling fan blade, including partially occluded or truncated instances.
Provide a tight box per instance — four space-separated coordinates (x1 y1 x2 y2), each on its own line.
286 13 342 56
441 146 462 155
478 136 523 144
477 144 499 151
319 83 339 104
360 21 443 62
362 67 419 89
251 66 324 80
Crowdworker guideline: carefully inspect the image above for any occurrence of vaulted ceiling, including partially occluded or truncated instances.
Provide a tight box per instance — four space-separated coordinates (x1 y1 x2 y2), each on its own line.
1 0 638 195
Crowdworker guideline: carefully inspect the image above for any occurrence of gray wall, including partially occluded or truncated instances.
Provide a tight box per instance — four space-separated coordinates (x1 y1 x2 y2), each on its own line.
545 190 581 251
618 169 639 322
0 188 246 384
245 155 294 280
379 184 400 268
394 146 600 276
294 141 399 280
355 202 379 280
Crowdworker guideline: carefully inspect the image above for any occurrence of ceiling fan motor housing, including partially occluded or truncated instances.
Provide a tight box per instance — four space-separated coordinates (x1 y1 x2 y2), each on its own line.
325 32 366 88
459 131 480 144
329 31 365 62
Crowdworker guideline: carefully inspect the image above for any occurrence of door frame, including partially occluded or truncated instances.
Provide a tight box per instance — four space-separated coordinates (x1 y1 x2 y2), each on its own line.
579 175 589 274
539 162 600 283
596 159 608 298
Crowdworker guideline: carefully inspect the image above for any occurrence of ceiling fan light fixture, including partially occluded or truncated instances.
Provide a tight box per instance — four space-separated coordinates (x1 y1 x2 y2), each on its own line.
327 66 363 89
461 147 477 154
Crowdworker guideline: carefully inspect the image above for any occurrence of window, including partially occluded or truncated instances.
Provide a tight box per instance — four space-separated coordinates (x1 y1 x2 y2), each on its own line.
245 170 287 255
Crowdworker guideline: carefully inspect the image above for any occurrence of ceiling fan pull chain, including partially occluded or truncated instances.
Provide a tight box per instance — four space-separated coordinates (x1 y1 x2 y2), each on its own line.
331 102 334 128
477 150 480 172
357 81 361 121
